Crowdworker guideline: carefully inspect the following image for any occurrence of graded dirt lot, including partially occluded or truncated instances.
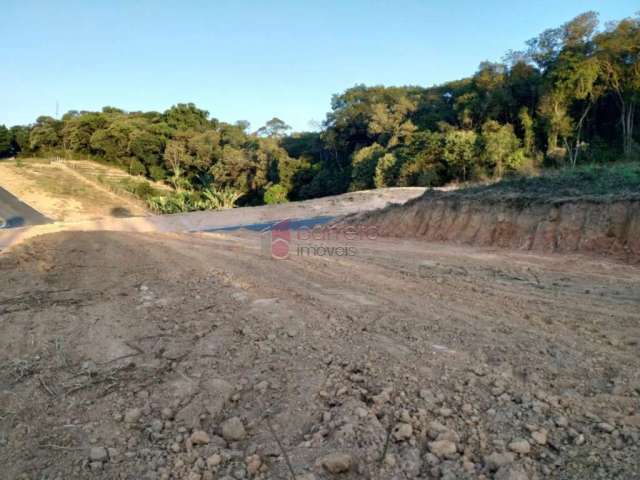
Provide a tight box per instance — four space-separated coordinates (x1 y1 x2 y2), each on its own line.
1 229 639 480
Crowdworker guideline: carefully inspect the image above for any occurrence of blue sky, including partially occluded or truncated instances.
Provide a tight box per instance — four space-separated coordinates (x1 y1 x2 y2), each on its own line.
1 0 637 132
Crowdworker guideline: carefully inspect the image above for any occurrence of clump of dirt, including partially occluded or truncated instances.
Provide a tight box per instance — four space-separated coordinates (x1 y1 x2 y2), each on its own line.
339 167 640 263
1 230 639 479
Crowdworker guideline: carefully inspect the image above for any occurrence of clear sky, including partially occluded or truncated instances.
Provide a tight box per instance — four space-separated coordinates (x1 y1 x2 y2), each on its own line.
1 0 637 132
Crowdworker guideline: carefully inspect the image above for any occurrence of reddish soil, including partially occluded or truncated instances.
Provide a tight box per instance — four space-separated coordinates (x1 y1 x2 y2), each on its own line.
340 192 640 263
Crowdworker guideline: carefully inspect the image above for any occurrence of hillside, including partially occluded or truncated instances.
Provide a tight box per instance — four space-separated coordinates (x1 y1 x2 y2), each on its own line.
0 158 157 222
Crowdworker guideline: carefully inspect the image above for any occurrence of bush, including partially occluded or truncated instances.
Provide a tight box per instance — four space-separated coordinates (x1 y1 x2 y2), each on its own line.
128 158 147 176
148 165 167 182
132 181 154 199
263 184 288 204
146 187 242 214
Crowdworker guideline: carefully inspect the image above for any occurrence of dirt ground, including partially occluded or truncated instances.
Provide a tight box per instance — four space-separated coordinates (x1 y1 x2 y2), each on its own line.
1 229 639 480
0 160 149 222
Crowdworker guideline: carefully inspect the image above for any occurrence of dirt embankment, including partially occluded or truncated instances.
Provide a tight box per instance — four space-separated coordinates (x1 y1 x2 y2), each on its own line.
341 191 640 263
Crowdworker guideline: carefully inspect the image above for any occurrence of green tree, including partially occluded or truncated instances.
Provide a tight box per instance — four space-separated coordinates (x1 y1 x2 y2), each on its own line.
263 184 288 204
480 121 523 177
62 112 107 153
0 125 11 158
10 126 31 155
518 108 535 155
368 97 417 147
163 103 211 132
257 117 291 138
374 153 397 188
442 130 478 181
29 116 62 152
350 143 385 190
164 139 189 189
595 15 640 157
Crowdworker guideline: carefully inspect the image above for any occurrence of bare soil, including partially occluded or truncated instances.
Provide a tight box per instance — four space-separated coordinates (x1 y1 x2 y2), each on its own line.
1 229 639 480
340 190 640 263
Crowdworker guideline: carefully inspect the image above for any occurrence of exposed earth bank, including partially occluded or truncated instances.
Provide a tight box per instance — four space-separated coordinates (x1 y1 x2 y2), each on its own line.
340 191 640 264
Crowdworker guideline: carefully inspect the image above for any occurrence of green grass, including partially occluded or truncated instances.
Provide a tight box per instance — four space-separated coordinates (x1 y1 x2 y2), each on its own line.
437 163 640 204
97 176 162 201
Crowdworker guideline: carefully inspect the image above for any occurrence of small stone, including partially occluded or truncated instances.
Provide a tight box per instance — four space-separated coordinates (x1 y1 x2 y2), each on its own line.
427 420 448 439
485 452 515 471
89 446 108 462
419 389 436 403
190 430 210 445
462 459 475 473
508 439 531 455
255 381 269 392
222 417 247 441
531 429 547 445
354 407 368 418
439 407 453 418
319 452 352 473
150 419 164 432
597 422 614 433
207 453 222 467
124 408 142 424
245 454 262 475
495 463 529 480
555 416 569 428
436 430 460 443
392 422 413 441
424 452 440 466
428 440 457 458
161 407 174 420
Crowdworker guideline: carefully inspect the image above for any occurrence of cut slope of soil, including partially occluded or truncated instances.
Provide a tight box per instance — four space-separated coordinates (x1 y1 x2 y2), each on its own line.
339 166 640 263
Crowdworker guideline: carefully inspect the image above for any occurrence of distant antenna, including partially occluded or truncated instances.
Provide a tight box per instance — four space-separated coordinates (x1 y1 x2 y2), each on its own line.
55 100 59 118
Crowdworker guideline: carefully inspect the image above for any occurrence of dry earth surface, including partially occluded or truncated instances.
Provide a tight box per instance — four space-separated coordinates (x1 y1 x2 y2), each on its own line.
1 229 639 480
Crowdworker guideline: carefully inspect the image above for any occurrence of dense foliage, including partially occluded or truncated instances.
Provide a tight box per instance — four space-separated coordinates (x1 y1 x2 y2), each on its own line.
1 12 638 210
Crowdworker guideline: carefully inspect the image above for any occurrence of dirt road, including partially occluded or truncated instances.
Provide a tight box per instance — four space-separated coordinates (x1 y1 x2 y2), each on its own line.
0 186 50 229
1 229 639 479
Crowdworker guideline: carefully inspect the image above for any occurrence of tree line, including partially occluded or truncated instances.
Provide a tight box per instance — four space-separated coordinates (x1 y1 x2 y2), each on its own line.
0 12 638 209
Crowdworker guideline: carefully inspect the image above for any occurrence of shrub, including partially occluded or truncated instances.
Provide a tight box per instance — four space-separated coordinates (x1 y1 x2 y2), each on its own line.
263 184 288 204
128 158 147 176
148 165 167 182
146 187 242 214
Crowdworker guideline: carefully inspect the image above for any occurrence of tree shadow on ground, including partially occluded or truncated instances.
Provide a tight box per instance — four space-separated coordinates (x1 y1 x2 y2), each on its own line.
110 207 132 218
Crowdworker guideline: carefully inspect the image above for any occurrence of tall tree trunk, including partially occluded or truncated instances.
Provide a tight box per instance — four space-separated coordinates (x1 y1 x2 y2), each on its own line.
623 102 635 157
